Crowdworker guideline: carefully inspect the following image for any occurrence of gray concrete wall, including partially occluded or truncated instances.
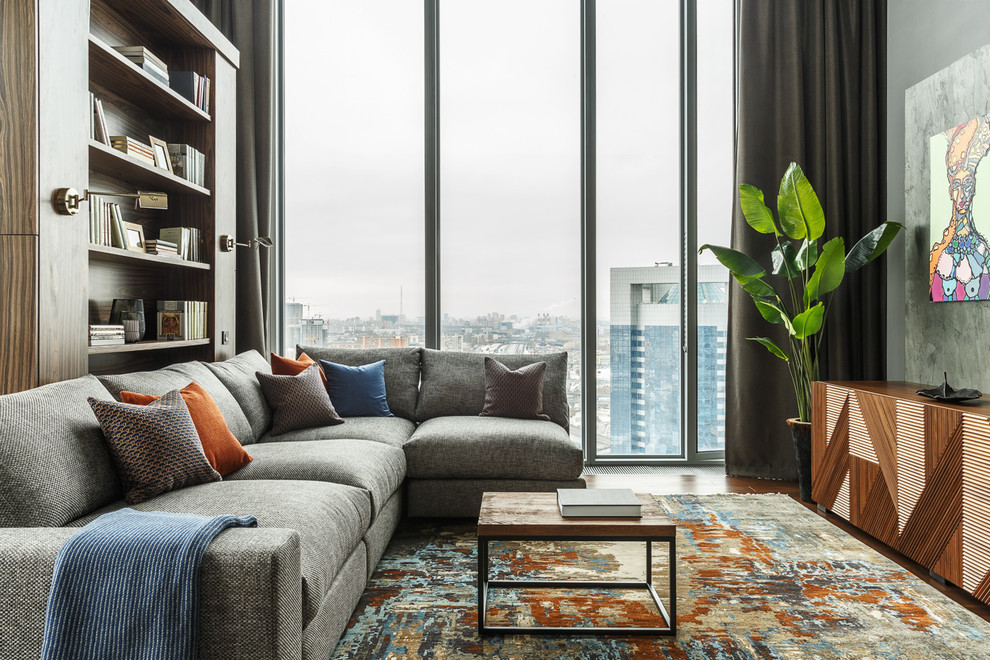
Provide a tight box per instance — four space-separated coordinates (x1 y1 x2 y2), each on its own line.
887 1 990 386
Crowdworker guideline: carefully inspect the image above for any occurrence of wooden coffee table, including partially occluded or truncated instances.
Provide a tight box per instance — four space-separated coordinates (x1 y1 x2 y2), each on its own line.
476 491 677 636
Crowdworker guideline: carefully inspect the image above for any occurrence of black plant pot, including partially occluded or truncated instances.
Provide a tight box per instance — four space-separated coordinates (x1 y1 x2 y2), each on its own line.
787 418 813 503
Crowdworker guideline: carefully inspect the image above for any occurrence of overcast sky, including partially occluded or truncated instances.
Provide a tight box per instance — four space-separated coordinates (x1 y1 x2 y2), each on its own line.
285 0 733 322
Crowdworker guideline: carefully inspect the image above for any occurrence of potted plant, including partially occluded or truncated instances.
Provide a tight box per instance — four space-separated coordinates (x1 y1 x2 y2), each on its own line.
701 163 902 502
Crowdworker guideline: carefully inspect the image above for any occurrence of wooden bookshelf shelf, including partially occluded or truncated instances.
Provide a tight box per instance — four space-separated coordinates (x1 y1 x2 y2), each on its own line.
89 34 210 122
88 244 211 270
89 140 210 196
88 338 211 355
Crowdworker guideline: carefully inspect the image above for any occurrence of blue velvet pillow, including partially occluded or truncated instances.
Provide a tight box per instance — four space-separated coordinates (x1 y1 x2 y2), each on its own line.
318 359 393 417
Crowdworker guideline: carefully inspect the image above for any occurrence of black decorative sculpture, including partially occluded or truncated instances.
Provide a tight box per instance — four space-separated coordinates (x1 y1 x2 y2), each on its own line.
916 372 982 402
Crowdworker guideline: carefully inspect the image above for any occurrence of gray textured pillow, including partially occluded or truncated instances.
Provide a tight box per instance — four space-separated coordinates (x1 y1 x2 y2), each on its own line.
479 357 551 421
256 365 344 436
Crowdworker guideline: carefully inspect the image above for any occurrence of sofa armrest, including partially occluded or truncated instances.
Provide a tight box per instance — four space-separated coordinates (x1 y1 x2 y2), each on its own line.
0 527 303 660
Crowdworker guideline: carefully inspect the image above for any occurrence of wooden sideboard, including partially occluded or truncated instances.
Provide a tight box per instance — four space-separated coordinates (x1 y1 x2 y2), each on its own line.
812 381 990 604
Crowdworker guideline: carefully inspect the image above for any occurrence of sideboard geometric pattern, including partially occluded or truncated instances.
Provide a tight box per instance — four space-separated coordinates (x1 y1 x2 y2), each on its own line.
812 381 989 603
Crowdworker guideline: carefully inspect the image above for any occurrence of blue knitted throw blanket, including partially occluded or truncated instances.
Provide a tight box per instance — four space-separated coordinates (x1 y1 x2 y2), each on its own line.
41 508 257 660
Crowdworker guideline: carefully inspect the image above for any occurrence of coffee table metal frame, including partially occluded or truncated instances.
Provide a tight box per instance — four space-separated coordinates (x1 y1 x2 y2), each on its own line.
477 531 677 636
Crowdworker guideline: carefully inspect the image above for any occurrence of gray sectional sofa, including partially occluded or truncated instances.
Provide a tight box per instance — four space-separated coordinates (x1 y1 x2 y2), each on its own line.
0 347 584 659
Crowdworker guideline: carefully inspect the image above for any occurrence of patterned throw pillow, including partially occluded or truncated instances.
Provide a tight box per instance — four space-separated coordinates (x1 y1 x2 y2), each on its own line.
256 364 344 435
479 357 551 421
270 351 327 385
120 382 253 477
88 390 222 504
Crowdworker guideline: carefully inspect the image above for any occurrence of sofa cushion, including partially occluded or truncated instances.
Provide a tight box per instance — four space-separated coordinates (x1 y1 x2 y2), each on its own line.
256 365 344 435
404 416 583 480
258 416 415 449
225 440 405 519
415 350 570 430
0 375 122 527
480 357 550 421
120 382 253 477
319 359 392 417
88 390 222 504
205 350 272 443
98 360 254 447
296 346 421 421
271 351 327 385
70 480 370 627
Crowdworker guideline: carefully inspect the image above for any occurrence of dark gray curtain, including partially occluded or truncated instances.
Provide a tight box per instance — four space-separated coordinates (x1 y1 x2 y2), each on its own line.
193 0 275 355
728 0 886 479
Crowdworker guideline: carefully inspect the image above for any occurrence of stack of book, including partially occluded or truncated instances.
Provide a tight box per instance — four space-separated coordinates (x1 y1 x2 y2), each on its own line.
170 71 211 113
157 300 208 340
88 196 127 249
89 93 111 146
144 239 178 257
159 227 203 262
110 136 155 166
167 144 205 187
89 325 125 347
112 46 169 85
556 488 643 518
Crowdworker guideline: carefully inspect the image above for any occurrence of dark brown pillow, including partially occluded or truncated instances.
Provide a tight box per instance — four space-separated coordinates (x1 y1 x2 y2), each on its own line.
479 357 551 421
256 364 344 435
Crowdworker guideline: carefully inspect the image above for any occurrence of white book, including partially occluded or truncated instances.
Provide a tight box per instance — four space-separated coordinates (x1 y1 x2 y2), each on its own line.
556 488 642 518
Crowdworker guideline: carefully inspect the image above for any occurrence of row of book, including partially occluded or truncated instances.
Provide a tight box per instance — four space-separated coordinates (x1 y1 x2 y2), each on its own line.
157 301 208 341
89 197 129 249
170 71 211 113
144 239 178 257
89 324 125 347
169 144 206 187
160 227 204 262
111 135 155 167
90 93 111 146
113 46 169 86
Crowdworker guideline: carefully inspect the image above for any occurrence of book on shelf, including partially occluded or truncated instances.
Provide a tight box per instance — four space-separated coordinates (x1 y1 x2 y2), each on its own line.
169 71 211 113
91 97 111 146
112 45 170 85
89 324 125 346
144 239 179 257
109 136 155 166
556 488 643 518
88 196 127 250
159 227 203 262
89 337 125 347
167 143 205 187
157 300 208 340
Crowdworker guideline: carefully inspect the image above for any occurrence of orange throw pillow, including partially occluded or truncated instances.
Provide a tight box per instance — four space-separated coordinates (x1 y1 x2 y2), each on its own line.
271 351 327 385
120 381 252 476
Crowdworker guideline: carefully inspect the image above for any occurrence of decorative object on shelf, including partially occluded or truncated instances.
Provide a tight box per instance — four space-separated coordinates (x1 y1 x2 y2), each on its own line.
701 163 904 502
123 222 146 253
219 235 273 252
122 319 142 343
52 188 168 215
109 299 146 341
916 372 982 402
148 136 173 174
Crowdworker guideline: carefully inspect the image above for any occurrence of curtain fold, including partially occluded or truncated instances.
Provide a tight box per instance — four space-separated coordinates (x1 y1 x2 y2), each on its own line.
193 0 275 355
727 0 886 479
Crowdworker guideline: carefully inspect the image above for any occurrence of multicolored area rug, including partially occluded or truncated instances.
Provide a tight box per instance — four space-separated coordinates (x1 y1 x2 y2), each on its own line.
332 494 990 658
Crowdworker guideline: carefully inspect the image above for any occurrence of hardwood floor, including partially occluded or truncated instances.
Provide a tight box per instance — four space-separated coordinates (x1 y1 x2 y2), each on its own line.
584 471 990 623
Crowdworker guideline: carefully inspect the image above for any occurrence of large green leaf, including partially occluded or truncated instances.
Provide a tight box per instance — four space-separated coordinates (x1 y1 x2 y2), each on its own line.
748 337 789 361
752 298 784 324
741 277 777 298
791 303 825 339
771 241 800 278
796 238 818 270
698 244 765 281
776 163 825 241
845 222 904 272
805 237 845 305
739 184 779 235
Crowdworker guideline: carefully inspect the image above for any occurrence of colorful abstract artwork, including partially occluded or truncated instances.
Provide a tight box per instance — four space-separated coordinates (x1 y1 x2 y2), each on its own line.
929 115 990 302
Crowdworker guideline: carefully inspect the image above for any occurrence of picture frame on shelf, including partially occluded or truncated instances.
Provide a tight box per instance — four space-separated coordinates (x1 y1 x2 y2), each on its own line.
149 135 173 173
123 221 146 253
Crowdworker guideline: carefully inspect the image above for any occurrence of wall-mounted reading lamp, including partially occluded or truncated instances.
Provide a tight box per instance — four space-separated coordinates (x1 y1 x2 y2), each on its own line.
53 188 168 215
219 235 273 251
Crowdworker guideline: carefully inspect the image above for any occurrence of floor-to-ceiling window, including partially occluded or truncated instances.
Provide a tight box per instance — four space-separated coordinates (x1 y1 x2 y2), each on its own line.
281 0 734 462
439 0 582 443
283 0 425 354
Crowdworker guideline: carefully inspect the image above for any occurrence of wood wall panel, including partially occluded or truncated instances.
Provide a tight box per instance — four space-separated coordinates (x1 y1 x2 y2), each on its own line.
0 236 37 392
0 1 37 235
814 381 990 605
